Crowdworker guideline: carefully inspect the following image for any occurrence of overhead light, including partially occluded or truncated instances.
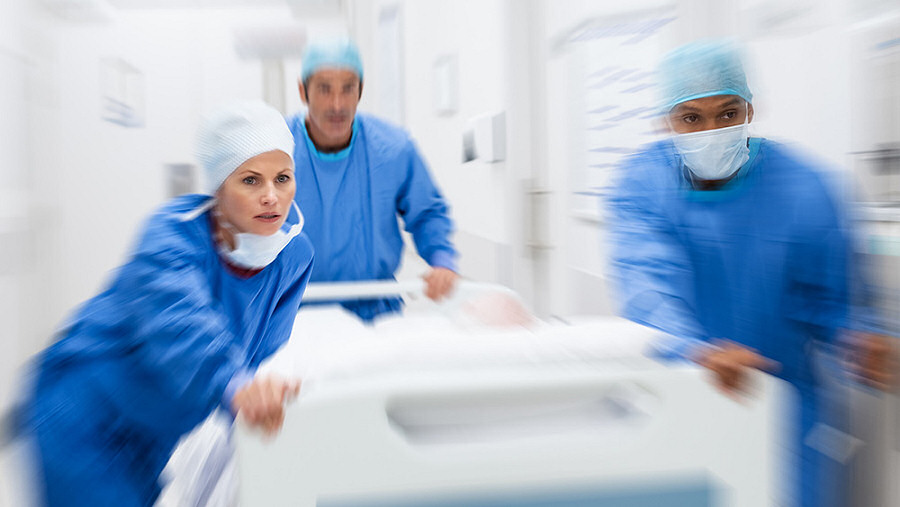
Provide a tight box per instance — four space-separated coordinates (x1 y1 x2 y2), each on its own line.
284 0 345 19
233 23 307 60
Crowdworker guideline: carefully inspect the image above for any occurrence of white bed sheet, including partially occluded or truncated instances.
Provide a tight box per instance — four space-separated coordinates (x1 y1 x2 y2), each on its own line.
257 305 663 394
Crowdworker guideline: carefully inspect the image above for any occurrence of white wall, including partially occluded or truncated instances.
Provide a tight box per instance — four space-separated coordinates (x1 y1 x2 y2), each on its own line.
400 0 509 238
51 8 293 314
0 0 57 418
348 0 539 304
0 0 27 418
538 0 684 317
739 0 854 170
0 3 58 505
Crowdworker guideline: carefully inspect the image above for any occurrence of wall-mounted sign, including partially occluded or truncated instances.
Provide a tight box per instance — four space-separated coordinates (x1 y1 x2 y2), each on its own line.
100 57 144 128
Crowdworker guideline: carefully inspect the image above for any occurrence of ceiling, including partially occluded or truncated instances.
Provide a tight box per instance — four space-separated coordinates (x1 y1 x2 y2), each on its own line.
106 0 345 17
106 0 287 8
40 0 345 28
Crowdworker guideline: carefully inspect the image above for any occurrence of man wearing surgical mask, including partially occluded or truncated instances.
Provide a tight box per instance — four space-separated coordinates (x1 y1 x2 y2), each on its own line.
608 40 895 507
667 95 752 188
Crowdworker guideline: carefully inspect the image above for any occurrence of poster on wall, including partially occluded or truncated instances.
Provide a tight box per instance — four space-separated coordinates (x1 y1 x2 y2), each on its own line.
100 57 145 128
562 9 676 218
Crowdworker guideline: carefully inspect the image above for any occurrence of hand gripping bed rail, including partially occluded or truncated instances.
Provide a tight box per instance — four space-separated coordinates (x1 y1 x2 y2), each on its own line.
300 279 518 303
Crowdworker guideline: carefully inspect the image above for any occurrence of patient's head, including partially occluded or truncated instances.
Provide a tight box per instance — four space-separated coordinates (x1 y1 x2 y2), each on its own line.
460 292 537 329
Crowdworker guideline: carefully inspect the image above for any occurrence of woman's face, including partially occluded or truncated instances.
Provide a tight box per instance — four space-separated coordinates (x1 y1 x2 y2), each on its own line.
215 150 295 238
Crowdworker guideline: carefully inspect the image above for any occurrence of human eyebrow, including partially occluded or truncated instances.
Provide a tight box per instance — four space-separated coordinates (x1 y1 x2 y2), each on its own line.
672 104 701 114
718 98 742 108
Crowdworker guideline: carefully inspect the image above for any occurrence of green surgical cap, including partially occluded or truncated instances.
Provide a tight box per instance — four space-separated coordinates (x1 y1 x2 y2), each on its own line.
657 39 752 112
301 38 364 83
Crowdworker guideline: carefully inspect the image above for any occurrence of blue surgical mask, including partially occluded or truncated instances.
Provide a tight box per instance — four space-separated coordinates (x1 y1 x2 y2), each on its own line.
671 120 749 181
219 201 305 269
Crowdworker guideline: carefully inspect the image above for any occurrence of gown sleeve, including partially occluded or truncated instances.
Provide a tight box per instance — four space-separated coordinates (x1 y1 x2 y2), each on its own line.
783 177 850 346
107 242 246 436
396 142 459 272
606 157 710 361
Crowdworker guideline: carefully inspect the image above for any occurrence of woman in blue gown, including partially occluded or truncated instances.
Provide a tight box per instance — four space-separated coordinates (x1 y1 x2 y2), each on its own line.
21 100 314 506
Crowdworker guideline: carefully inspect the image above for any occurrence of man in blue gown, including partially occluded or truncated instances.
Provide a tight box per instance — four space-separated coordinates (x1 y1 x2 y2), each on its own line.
608 40 894 507
288 39 459 322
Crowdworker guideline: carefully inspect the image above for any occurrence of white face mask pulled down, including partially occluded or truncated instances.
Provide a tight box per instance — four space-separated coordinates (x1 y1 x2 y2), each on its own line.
217 200 305 269
670 113 750 181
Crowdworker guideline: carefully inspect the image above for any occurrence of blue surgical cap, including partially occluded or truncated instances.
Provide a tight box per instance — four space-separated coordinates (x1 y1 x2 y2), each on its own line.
301 38 364 83
657 39 752 113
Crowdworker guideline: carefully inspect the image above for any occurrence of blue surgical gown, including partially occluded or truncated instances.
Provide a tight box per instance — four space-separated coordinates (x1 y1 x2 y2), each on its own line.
287 112 457 321
23 194 314 506
609 138 849 507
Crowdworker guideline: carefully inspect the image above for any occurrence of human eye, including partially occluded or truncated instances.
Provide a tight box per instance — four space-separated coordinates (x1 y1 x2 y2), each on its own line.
721 110 737 120
276 174 291 184
682 114 698 124
242 176 257 185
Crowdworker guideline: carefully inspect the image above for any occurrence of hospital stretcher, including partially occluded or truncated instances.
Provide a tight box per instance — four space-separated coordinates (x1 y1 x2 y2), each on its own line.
232 281 788 507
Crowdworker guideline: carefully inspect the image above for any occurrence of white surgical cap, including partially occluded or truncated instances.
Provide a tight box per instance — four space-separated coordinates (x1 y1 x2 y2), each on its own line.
195 100 294 195
657 39 753 113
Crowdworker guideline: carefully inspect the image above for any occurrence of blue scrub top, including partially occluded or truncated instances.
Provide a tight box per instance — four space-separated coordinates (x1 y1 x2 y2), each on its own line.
608 138 851 507
609 138 849 387
25 194 314 506
288 112 457 321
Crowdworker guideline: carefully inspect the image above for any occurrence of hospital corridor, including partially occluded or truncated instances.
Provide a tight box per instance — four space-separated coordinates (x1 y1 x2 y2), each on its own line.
0 0 899 506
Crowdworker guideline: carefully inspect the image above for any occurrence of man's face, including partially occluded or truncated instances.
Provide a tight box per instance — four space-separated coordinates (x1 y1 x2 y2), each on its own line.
299 68 361 148
667 95 753 134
